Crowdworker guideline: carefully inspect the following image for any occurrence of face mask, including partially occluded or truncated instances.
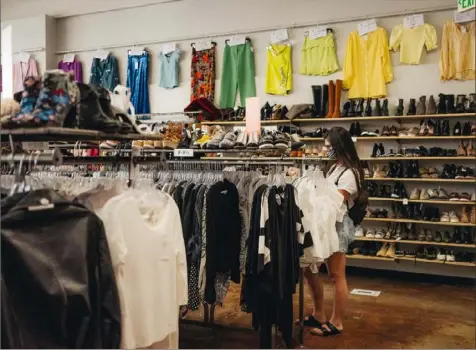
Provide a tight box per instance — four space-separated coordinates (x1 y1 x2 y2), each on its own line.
326 147 336 159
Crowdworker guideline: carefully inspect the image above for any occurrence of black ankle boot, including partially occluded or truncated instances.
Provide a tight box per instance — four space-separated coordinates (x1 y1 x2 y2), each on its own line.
371 143 379 157
355 98 364 116
395 160 404 178
399 182 408 198
467 93 476 113
412 160 420 178
396 99 404 116
434 119 441 136
437 94 447 114
349 122 356 136
311 86 322 117
373 99 382 116
407 98 417 115
341 102 351 117
348 100 357 116
388 162 397 177
382 99 389 116
355 122 362 136
442 119 450 136
446 94 456 113
321 84 329 117
455 94 467 113
365 98 372 116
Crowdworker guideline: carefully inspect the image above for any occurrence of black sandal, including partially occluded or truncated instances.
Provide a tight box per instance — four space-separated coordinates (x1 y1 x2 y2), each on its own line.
310 322 343 337
295 315 323 328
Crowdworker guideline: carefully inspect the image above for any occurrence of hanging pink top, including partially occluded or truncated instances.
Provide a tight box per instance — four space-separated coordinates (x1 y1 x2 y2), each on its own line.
13 58 39 93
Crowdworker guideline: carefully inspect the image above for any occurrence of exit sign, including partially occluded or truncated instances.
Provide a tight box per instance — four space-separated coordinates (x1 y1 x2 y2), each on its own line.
458 0 475 12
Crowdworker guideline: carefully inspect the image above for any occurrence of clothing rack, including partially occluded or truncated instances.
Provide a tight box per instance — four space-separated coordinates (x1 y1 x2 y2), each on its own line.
136 111 203 118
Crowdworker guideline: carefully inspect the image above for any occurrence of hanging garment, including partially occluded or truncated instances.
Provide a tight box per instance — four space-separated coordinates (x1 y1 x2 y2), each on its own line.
1 189 122 349
440 20 475 81
191 46 216 102
126 51 150 114
98 190 187 349
57 58 83 82
13 57 38 93
300 34 340 76
89 54 120 91
219 41 256 108
389 24 438 65
159 49 180 89
343 27 393 98
265 44 292 95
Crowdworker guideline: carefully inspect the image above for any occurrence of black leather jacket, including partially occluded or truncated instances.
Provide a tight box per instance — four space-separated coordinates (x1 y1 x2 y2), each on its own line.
1 189 121 349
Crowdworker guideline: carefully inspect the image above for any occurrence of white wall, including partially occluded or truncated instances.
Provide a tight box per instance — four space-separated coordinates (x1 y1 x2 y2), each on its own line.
51 0 474 113
1 25 13 97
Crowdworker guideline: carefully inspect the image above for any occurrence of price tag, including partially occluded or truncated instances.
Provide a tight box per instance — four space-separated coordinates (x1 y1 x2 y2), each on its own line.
351 136 357 143
454 8 476 23
22 142 50 151
194 40 212 51
309 26 328 40
270 29 288 43
63 54 75 63
402 198 409 205
162 42 176 54
404 14 424 28
173 149 194 157
228 35 247 46
18 52 30 63
358 19 377 36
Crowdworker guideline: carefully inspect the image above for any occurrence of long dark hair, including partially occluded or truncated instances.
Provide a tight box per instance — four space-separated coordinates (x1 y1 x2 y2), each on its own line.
324 126 365 190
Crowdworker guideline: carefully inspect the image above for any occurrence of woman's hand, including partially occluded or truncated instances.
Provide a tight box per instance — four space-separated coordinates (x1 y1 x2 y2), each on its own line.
338 189 351 201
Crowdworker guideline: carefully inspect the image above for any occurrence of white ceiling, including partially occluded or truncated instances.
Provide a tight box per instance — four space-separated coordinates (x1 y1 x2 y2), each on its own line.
1 0 183 21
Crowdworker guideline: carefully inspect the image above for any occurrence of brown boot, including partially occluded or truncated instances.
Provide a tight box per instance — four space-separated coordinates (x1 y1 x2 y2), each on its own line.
461 206 469 223
471 206 476 224
467 140 475 156
457 141 467 156
332 79 342 118
326 81 335 118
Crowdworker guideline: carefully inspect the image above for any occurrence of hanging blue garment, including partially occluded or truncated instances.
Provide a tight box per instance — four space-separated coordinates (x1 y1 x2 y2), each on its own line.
126 51 150 114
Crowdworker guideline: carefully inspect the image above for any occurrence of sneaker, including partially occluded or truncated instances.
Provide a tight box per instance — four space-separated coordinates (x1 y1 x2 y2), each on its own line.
434 231 443 242
365 228 376 238
448 192 460 201
420 189 430 200
234 130 247 149
258 132 275 149
274 131 290 149
440 212 450 222
375 228 384 239
193 133 211 149
247 131 259 149
449 211 460 223
442 231 451 243
436 249 446 261
428 188 439 199
446 251 455 262
409 188 421 200
355 226 364 237
219 131 238 149
206 127 227 149
438 188 449 200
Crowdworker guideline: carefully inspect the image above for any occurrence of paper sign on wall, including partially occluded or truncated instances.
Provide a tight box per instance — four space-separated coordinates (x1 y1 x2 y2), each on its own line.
270 29 288 43
245 97 261 134
18 52 30 63
63 54 75 63
308 26 328 40
228 35 247 46
454 8 475 23
358 19 377 36
404 14 424 28
458 0 475 12
162 42 176 54
194 40 212 51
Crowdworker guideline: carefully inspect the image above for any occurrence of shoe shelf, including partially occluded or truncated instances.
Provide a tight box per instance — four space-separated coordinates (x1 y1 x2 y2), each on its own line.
363 217 476 227
347 254 475 267
293 113 476 123
0 127 164 142
200 156 330 161
368 197 476 205
361 156 476 161
365 177 476 183
354 237 476 249
301 136 476 142
200 120 292 125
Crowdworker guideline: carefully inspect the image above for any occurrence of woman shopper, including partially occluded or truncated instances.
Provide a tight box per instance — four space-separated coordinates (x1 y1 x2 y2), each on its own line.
300 126 365 337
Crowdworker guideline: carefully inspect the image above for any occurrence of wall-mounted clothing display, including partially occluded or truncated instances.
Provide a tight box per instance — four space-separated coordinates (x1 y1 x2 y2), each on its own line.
1 189 122 349
343 27 393 98
89 54 120 91
127 51 150 114
300 33 340 76
191 46 216 102
219 41 256 108
57 58 83 83
159 49 180 89
13 57 38 93
265 44 292 95
440 20 475 81
389 24 438 65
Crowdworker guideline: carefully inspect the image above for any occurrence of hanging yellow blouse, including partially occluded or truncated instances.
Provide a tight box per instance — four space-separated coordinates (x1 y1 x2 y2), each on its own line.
265 44 292 95
300 34 340 76
343 27 393 99
389 24 438 64
440 20 475 81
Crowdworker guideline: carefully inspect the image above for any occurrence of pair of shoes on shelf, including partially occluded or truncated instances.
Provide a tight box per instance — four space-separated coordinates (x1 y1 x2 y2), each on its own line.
457 140 476 157
381 125 398 136
368 208 389 218
376 242 396 258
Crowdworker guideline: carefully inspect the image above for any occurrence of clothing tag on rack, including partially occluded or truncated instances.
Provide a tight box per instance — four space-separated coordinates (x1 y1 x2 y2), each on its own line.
308 26 327 40
454 8 475 23
194 40 212 51
402 198 409 205
228 35 247 46
18 52 30 63
63 54 75 63
173 149 194 157
22 141 50 151
162 42 176 54
403 14 424 28
270 29 288 44
351 137 357 143
357 19 377 36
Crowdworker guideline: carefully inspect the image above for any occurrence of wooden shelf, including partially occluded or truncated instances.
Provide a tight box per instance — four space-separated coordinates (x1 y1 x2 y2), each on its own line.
368 197 476 205
363 217 476 227
301 136 476 141
365 177 476 183
347 254 476 267
347 255 391 261
355 237 476 248
200 120 291 125
293 113 475 123
361 156 476 161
